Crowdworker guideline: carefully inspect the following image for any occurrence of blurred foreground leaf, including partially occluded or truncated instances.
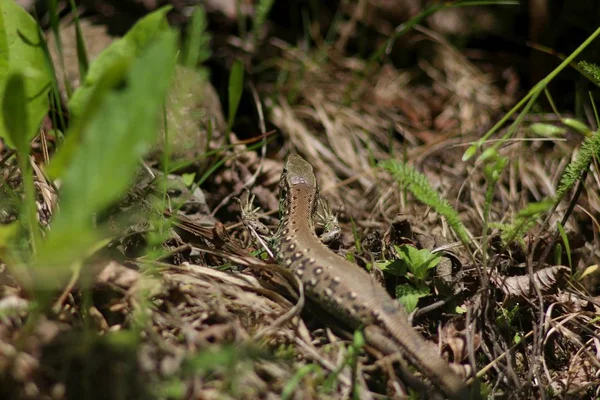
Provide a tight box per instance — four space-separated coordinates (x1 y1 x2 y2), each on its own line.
30 29 178 289
0 0 52 148
49 6 173 178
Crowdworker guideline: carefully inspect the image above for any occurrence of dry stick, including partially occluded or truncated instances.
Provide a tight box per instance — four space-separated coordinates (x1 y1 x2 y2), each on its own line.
39 129 50 164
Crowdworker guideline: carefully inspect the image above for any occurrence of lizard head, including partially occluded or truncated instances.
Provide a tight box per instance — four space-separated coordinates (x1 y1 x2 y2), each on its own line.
278 154 319 220
282 154 317 189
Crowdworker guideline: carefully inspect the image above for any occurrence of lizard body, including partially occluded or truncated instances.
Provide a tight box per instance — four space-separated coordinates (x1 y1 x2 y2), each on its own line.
272 154 470 399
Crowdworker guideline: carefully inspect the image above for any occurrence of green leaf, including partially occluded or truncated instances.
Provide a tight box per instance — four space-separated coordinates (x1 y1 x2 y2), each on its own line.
2 72 28 152
47 59 130 179
462 144 477 161
529 123 566 138
49 6 172 179
395 283 430 313
352 329 365 348
479 147 499 162
68 5 172 119
455 306 467 314
375 259 406 277
182 6 211 69
0 221 18 249
556 221 572 269
0 0 52 148
36 30 178 286
483 155 507 182
227 59 244 131
394 244 441 282
578 264 598 281
513 333 522 344
2 72 39 253
182 172 196 187
562 118 593 137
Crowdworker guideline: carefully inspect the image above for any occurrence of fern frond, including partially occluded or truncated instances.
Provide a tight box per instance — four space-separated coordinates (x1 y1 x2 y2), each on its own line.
579 61 600 86
488 222 511 231
380 160 472 246
556 129 600 200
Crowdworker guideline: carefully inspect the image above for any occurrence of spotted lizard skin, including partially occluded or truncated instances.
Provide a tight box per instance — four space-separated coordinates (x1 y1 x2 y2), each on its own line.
272 154 471 400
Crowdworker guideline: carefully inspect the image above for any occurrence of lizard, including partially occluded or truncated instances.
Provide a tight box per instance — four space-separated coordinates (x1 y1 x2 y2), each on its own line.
243 154 472 399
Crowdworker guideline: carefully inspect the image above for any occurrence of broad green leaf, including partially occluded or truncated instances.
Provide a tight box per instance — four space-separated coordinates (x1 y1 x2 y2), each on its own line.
0 0 52 148
394 245 441 282
227 59 244 131
35 30 178 285
375 259 406 277
395 283 430 313
49 6 172 179
182 172 196 187
2 71 39 253
2 72 28 152
68 5 172 119
46 58 130 179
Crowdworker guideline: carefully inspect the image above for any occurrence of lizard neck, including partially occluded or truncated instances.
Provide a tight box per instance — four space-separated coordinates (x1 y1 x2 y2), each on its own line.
280 184 317 233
